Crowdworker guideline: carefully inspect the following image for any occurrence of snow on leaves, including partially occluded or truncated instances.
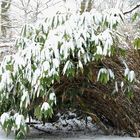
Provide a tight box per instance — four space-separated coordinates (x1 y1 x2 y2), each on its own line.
41 102 50 111
0 8 128 138
0 113 9 126
124 68 135 83
97 68 115 84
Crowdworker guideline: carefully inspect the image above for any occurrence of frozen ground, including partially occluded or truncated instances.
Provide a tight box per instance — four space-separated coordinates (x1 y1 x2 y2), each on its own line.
0 112 140 140
0 128 140 140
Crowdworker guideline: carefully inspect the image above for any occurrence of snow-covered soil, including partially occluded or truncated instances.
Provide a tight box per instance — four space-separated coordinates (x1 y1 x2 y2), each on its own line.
0 128 140 140
0 112 140 140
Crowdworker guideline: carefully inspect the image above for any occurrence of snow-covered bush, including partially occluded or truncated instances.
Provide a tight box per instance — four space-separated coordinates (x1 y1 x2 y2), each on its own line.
0 8 136 139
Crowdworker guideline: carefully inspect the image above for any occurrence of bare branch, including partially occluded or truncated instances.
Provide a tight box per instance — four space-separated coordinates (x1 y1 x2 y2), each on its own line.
123 3 140 15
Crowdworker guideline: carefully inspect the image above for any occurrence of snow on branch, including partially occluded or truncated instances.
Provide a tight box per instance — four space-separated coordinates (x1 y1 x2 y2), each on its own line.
0 8 125 138
123 3 140 15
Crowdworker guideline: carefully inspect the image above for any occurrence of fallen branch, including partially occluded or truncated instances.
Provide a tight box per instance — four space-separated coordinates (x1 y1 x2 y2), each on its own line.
26 122 42 125
123 3 140 15
30 125 52 134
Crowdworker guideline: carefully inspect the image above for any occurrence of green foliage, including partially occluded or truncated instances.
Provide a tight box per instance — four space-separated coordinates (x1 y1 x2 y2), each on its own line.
132 12 140 22
97 68 114 84
0 7 136 139
133 37 140 49
0 113 29 139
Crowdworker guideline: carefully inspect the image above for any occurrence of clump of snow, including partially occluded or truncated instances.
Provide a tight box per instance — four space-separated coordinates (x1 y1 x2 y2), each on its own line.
41 102 51 111
14 113 25 129
49 92 57 105
0 113 9 125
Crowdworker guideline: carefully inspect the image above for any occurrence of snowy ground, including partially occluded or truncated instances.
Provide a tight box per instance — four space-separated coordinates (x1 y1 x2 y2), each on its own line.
0 128 140 140
0 112 140 140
